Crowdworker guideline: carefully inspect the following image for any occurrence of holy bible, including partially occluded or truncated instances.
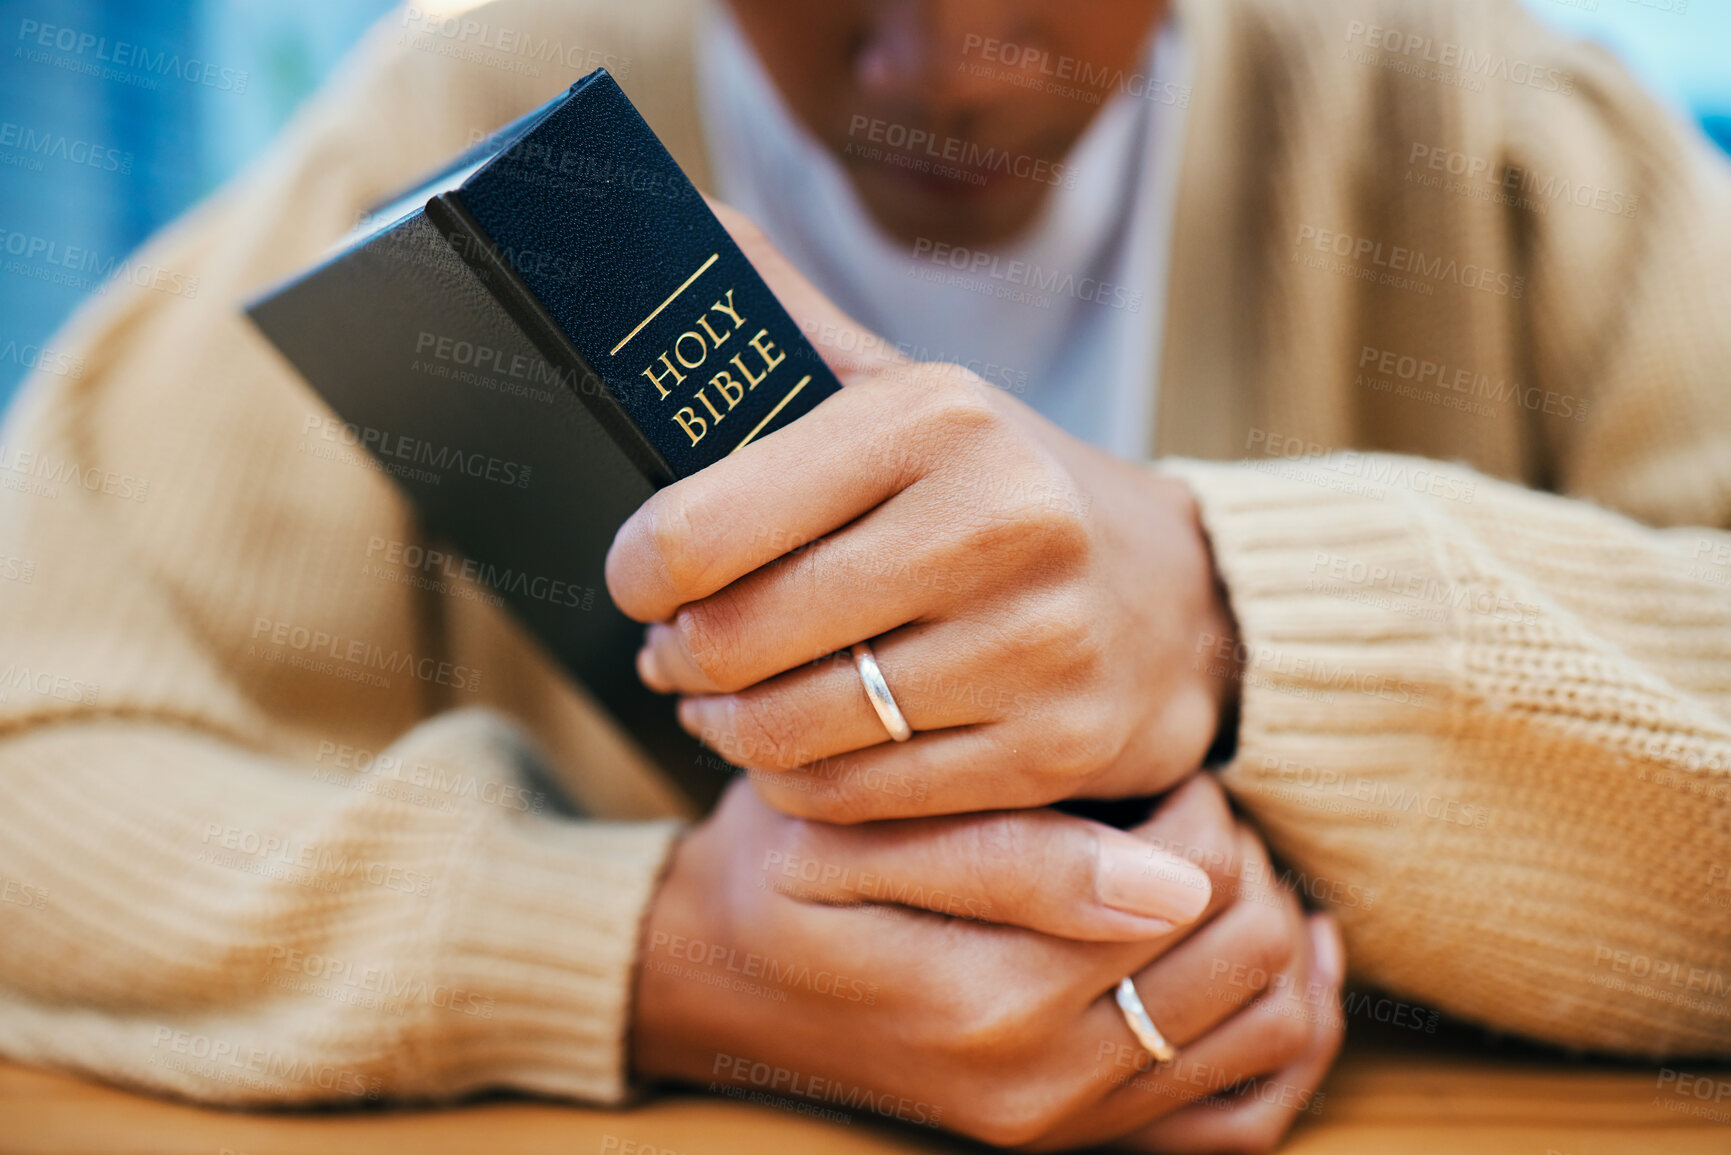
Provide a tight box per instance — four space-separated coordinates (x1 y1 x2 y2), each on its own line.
247 69 842 805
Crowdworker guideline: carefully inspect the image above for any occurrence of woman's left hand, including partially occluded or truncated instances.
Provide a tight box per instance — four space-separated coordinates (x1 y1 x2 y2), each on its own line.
605 208 1239 824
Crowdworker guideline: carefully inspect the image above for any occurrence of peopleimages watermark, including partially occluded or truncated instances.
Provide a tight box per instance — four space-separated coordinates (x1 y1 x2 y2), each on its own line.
1691 538 1731 589
1407 143 1637 219
1197 630 1431 710
247 615 483 693
1244 428 1480 505
147 1027 381 1099
958 34 1191 109
710 1053 943 1127
1308 547 1542 627
16 19 249 93
1356 343 1588 422
412 331 560 406
647 931 879 1005
1261 754 1493 830
693 734 933 807
0 873 48 911
398 8 631 79
1656 1069 1731 1126
264 944 495 1019
199 823 439 897
365 535 595 612
760 849 992 921
300 413 533 490
1342 21 1575 96
909 238 1143 313
0 227 198 300
1294 225 1525 299
0 663 98 707
1093 1042 1327 1114
312 739 548 816
1136 830 1380 911
0 337 83 380
1588 946 1731 1019
0 119 132 175
845 115 1079 190
600 1140 692 1155
462 128 693 203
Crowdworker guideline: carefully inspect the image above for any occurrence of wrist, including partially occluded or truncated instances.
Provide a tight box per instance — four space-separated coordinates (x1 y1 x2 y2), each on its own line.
1149 473 1242 757
628 830 702 1084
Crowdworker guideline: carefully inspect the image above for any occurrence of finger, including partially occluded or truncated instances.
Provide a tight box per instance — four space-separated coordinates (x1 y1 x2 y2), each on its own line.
1119 915 1346 1154
634 491 946 694
769 808 1213 943
605 373 950 624
1035 832 1315 1150
635 444 1074 696
1128 775 1245 924
1115 836 1309 1049
745 726 1069 823
676 616 1042 769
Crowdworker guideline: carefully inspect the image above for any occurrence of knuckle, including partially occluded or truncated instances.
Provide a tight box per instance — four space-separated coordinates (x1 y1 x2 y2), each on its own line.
675 599 748 690
1048 704 1123 781
645 497 708 601
1239 905 1302 984
780 769 880 825
1254 999 1315 1068
1222 1122 1287 1155
728 693 816 770
913 371 999 443
1193 823 1243 899
958 813 1042 911
1021 487 1092 563
959 1091 1060 1148
745 772 831 822
941 990 1037 1062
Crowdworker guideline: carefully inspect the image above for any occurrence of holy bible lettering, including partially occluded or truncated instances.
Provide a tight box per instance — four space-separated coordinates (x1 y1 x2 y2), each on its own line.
636 285 797 449
247 68 842 804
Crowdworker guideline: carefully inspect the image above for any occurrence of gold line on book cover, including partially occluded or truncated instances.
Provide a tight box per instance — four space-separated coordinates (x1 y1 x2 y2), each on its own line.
610 252 720 356
732 375 812 454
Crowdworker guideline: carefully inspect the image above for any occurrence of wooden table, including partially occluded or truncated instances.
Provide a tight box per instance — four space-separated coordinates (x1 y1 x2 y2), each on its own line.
3 1027 1727 1154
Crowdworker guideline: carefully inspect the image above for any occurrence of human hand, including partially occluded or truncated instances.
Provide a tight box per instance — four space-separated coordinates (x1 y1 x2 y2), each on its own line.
606 205 1238 823
631 774 1343 1152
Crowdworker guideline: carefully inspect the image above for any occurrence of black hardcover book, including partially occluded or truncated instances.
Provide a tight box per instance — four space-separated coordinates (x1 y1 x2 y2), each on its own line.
248 70 843 806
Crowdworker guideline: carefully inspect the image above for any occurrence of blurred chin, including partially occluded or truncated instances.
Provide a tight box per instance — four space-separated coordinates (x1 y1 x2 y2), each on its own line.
846 161 1053 250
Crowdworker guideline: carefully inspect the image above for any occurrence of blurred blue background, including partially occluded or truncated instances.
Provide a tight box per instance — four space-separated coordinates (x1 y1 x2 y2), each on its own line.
0 0 1726 408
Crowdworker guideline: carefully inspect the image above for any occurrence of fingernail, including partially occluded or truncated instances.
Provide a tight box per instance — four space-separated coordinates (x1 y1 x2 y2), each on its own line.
1096 834 1213 925
1310 916 1345 987
637 645 666 690
677 695 719 736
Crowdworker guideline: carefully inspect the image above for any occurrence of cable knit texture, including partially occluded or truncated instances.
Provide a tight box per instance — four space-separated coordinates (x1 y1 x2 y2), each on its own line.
0 0 1726 1107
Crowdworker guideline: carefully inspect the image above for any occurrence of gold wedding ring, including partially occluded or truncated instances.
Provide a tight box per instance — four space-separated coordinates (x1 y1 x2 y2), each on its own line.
850 641 912 743
1115 977 1178 1063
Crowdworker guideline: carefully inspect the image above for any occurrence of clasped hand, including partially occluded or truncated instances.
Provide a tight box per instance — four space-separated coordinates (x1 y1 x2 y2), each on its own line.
613 207 1338 1153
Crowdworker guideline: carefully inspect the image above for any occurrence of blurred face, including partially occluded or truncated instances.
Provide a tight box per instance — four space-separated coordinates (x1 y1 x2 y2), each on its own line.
726 0 1168 249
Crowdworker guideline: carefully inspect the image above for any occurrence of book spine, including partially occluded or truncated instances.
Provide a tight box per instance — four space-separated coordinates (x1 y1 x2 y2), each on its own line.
423 192 677 486
451 71 842 481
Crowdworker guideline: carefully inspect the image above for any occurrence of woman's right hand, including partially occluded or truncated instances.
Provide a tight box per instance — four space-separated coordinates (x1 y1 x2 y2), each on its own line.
630 774 1344 1152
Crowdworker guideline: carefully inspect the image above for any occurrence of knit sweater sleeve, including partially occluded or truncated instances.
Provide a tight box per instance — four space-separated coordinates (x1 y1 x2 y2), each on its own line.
0 0 692 1106
0 712 678 1105
1163 454 1731 1057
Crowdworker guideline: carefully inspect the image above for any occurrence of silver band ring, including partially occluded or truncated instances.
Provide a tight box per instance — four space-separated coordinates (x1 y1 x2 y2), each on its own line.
1115 977 1178 1063
850 641 912 743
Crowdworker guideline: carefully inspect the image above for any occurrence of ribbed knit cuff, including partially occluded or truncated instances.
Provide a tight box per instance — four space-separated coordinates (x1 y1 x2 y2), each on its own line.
426 813 680 1104
1156 458 1459 915
381 710 682 1105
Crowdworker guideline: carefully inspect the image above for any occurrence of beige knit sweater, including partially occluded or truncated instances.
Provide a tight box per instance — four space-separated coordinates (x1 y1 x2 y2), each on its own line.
0 0 1726 1108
